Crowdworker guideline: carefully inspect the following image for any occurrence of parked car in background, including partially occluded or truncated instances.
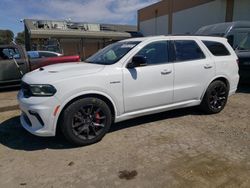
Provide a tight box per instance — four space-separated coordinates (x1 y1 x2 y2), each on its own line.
196 21 250 83
18 36 239 146
27 51 62 59
30 55 80 70
0 44 80 88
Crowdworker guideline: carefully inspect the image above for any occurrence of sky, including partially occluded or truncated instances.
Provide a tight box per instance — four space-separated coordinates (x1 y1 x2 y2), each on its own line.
0 0 159 35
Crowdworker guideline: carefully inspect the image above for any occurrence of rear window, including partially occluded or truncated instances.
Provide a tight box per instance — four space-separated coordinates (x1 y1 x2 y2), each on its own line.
173 40 205 62
202 41 230 56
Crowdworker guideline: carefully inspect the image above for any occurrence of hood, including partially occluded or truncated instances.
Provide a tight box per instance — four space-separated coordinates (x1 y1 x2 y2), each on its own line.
23 62 105 84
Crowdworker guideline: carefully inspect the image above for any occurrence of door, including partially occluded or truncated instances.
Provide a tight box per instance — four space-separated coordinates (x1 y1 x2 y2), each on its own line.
0 47 27 82
123 41 174 113
170 40 215 103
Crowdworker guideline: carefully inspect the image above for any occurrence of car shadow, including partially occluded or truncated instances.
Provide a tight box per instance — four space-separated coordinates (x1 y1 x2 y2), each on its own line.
0 116 73 151
0 107 201 151
0 86 20 93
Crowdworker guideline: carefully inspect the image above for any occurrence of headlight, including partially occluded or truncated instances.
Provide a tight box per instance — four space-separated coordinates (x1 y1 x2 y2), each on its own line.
29 84 57 97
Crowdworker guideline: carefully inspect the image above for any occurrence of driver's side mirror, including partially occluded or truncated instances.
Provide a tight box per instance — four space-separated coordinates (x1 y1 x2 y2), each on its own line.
127 55 147 68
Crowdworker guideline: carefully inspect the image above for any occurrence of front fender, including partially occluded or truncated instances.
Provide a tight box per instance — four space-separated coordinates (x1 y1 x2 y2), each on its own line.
52 89 120 134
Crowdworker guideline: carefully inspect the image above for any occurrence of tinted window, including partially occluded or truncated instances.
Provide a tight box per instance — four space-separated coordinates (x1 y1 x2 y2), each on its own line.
173 40 205 62
203 41 230 56
27 51 40 59
237 33 250 51
136 41 168 65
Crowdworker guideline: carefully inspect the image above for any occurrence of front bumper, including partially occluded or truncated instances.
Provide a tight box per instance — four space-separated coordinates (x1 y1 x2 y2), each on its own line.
18 90 61 137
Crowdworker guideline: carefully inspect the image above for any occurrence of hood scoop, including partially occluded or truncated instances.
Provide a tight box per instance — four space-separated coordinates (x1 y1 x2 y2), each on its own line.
33 63 104 79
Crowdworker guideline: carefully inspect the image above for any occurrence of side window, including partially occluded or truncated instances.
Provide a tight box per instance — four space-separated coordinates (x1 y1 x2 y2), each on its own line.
136 41 168 65
27 51 40 59
229 32 250 49
173 40 205 62
202 41 230 56
237 33 250 51
39 52 58 58
0 48 21 60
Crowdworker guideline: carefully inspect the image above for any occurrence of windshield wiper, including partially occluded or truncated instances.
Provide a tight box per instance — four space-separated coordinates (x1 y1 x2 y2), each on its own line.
84 60 108 65
84 60 92 63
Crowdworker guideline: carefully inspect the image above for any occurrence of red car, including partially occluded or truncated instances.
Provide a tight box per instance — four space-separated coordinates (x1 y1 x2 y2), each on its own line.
30 55 81 70
0 45 80 88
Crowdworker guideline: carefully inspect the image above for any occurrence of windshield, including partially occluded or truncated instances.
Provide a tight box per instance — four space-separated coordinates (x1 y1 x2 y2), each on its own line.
85 41 140 65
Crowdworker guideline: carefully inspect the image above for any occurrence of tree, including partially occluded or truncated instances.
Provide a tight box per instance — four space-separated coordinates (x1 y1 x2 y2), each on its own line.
15 31 25 45
0 30 14 44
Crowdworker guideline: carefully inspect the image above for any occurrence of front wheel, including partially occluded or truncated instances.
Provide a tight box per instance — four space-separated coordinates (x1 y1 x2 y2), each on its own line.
59 97 112 146
200 80 229 114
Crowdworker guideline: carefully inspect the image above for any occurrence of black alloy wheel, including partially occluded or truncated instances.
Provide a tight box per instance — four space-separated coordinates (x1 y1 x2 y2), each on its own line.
60 98 112 146
200 80 229 114
72 104 106 140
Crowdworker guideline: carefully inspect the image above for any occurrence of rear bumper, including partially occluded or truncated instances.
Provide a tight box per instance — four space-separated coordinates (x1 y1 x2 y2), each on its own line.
229 74 240 96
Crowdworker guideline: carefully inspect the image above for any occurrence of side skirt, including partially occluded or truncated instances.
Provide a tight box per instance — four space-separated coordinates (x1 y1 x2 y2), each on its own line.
115 100 201 123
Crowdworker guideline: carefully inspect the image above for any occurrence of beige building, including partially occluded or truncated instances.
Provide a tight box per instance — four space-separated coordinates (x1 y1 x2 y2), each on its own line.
24 19 139 59
138 0 250 36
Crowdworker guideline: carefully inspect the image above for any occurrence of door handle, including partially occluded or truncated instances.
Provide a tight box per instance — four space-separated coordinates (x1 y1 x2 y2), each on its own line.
161 70 172 75
204 64 213 69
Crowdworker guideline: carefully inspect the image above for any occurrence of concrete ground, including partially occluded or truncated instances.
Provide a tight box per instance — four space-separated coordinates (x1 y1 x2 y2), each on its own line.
0 86 249 188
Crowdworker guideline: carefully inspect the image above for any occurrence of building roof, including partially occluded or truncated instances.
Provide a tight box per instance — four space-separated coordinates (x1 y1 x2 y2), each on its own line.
24 19 137 39
29 29 131 39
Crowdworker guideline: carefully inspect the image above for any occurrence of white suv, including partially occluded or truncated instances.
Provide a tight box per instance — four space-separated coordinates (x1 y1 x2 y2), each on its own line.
18 36 239 145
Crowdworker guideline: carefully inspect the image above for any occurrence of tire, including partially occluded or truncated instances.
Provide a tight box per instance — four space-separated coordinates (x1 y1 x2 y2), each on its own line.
59 97 112 146
200 80 229 114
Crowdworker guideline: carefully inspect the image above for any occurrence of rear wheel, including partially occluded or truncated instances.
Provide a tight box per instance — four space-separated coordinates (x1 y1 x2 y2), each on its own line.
200 80 229 114
60 97 112 146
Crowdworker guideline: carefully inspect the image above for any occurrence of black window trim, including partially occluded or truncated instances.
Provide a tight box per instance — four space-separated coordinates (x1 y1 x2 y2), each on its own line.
202 40 231 56
170 40 206 63
128 40 170 67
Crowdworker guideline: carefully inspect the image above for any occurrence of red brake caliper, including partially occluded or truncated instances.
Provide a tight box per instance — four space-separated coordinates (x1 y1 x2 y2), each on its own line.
95 112 100 124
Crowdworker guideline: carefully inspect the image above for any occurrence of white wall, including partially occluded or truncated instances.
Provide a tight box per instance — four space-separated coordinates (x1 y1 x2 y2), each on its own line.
156 15 169 35
172 0 227 34
140 15 168 36
233 0 250 21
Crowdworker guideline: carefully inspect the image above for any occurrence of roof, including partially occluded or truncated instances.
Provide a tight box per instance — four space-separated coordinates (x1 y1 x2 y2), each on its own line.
27 51 62 55
121 35 227 43
24 19 137 39
29 29 131 39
